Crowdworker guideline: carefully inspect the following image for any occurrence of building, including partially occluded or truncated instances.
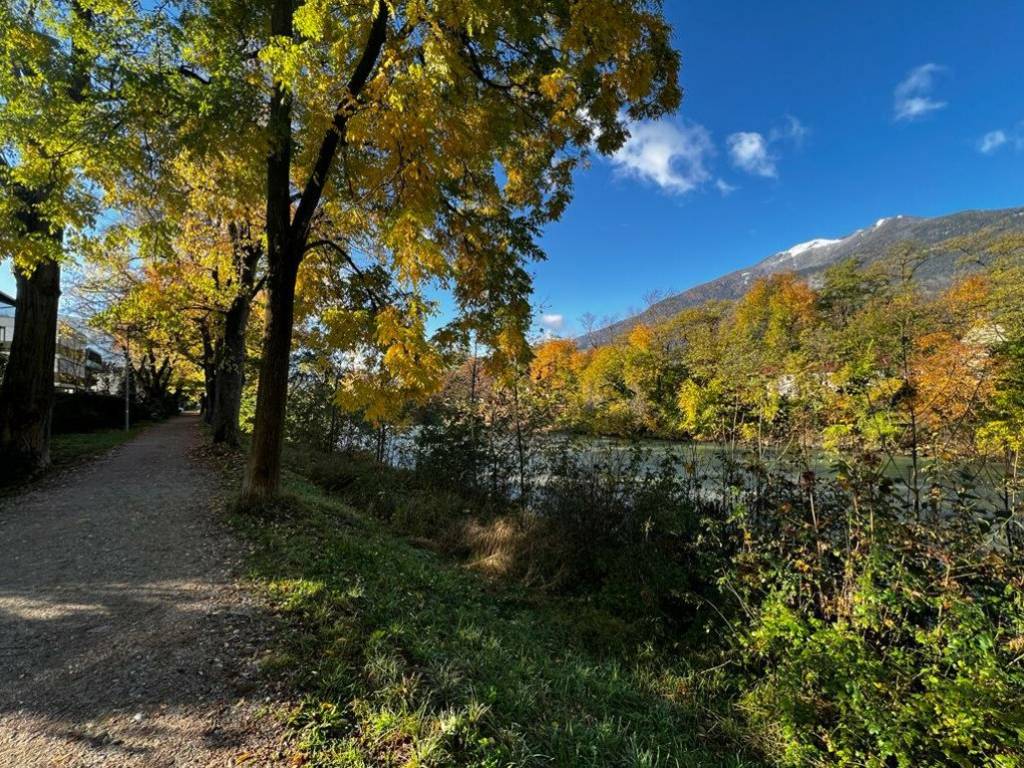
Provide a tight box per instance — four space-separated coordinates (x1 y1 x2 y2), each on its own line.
0 290 15 354
55 327 90 392
0 290 107 392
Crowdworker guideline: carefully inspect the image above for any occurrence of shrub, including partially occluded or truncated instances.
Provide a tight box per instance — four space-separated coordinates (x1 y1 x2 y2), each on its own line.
51 391 148 434
292 429 1024 765
529 442 730 630
743 586 1024 767
731 466 1024 767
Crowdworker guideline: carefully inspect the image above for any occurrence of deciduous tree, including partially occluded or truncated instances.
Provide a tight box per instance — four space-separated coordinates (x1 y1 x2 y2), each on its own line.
176 0 681 498
0 1 166 469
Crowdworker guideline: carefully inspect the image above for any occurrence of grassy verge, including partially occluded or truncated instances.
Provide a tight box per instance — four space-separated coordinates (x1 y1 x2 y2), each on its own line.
233 468 758 768
50 425 147 467
0 424 148 495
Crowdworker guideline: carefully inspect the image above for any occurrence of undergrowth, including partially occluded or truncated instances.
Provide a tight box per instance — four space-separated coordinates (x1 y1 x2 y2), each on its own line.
231 441 1024 767
231 469 758 767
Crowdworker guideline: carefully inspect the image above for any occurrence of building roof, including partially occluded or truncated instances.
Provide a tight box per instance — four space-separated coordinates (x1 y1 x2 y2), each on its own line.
0 290 15 307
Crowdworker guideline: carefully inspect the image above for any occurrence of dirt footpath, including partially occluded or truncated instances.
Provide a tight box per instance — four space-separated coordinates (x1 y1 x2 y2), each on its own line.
0 416 287 767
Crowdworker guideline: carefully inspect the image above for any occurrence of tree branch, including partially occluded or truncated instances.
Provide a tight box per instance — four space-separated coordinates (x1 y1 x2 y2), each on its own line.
289 1 389 250
177 65 211 85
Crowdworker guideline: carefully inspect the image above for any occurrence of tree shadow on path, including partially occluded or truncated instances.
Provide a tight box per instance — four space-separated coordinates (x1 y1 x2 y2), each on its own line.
0 416 287 767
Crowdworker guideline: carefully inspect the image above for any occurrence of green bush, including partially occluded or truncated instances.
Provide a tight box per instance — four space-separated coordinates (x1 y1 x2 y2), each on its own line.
532 443 729 630
289 431 1024 766
731 468 1024 767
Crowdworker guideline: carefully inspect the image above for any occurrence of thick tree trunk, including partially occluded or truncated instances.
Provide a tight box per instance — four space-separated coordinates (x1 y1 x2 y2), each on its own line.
211 294 251 446
241 0 295 501
0 258 61 473
242 257 298 498
242 0 388 500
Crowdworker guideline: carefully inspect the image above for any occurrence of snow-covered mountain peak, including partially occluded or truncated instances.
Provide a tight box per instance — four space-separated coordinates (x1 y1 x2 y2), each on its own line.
874 214 906 229
785 238 842 257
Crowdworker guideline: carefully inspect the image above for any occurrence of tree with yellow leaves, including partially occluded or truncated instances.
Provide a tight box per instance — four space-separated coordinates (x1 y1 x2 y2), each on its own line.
173 0 681 498
0 1 166 469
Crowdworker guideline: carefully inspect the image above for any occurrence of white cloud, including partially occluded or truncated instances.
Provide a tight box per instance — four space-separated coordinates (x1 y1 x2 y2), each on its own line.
978 130 1009 154
976 125 1024 154
715 178 737 195
894 63 947 122
771 114 809 146
727 116 808 180
727 132 776 177
611 119 714 194
541 313 564 330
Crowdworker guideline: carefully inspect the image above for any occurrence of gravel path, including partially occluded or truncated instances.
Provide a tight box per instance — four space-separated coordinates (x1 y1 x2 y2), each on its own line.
0 416 287 767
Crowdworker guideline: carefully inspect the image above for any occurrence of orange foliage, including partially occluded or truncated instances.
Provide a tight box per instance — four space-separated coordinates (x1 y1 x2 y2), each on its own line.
530 338 579 383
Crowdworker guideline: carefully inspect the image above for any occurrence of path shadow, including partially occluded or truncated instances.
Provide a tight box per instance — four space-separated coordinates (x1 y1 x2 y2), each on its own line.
0 416 281 761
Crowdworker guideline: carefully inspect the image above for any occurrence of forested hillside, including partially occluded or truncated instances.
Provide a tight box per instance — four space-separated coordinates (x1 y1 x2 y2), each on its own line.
581 207 1024 347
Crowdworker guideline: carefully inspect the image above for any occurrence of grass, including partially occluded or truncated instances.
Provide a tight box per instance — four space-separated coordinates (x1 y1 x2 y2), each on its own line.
232 466 760 768
0 424 148 494
50 425 146 467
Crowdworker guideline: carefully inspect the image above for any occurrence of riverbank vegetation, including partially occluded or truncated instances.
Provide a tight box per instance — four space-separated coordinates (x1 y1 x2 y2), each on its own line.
528 238 1024 530
235 408 1023 766
235 464 756 768
258 234 1024 766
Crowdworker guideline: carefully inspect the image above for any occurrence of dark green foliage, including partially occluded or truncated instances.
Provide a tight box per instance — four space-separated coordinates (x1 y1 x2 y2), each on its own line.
414 413 492 497
51 391 146 434
529 444 729 632
724 463 1024 767
285 359 375 454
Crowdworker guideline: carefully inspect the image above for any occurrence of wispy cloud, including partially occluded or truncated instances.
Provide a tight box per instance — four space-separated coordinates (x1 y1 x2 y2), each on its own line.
771 114 809 146
611 118 714 194
715 178 738 196
727 132 776 177
976 124 1024 155
978 130 1009 154
894 63 947 122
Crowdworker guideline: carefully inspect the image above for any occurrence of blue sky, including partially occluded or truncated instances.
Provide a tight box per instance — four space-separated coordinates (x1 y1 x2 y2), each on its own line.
532 0 1024 336
5 1 1023 339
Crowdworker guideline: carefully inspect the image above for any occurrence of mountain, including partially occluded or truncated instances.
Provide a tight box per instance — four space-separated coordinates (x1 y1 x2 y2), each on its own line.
577 206 1024 348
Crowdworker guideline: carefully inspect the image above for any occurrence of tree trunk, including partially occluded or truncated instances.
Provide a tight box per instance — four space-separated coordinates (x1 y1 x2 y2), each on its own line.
0 258 61 473
134 350 175 416
242 0 388 500
243 256 298 498
211 294 251 446
200 321 217 425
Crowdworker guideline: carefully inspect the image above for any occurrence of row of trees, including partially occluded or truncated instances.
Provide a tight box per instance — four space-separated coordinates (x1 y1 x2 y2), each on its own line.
0 0 681 495
525 237 1024 512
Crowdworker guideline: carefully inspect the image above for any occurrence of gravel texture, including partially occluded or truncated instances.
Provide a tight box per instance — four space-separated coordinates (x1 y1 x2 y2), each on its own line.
0 416 287 767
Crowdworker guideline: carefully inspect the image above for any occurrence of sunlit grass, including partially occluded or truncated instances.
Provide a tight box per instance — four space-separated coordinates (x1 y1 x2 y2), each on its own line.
233 470 759 767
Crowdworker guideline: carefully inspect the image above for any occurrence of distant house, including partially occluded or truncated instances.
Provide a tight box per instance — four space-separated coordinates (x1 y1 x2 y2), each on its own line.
55 328 90 392
0 289 107 392
0 290 15 354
